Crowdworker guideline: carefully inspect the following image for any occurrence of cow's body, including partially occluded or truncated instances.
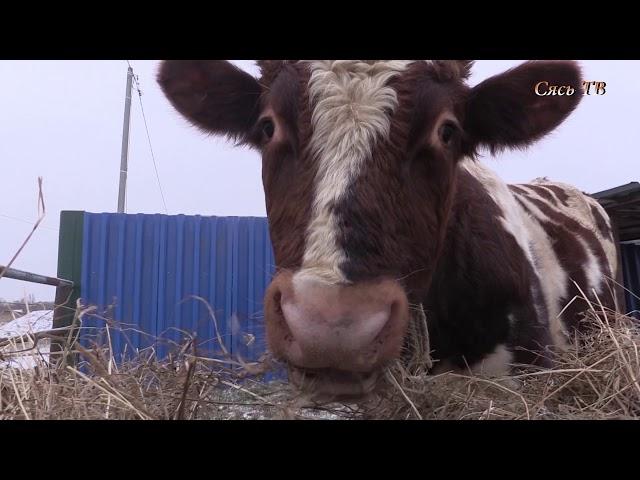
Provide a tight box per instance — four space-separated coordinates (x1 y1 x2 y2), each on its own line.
159 59 619 400
426 159 617 376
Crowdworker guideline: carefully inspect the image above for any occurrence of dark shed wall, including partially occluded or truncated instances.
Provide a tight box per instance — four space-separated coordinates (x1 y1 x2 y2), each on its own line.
592 183 640 318
620 243 640 318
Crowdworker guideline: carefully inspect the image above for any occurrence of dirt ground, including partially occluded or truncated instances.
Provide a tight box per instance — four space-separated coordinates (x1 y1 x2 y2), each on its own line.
206 381 351 420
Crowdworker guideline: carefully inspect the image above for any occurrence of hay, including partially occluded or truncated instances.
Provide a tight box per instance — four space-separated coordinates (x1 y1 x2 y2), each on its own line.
364 301 640 420
0 308 350 420
4 176 638 419
0 299 639 420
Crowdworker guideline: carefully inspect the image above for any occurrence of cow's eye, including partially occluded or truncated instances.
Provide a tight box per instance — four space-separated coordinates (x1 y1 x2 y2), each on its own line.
260 118 275 142
439 122 458 146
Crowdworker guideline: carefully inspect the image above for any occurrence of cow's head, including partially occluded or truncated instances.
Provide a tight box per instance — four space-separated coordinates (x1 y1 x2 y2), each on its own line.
159 60 582 399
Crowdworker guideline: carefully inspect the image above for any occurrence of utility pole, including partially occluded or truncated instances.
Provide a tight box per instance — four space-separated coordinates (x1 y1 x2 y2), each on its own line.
117 66 134 213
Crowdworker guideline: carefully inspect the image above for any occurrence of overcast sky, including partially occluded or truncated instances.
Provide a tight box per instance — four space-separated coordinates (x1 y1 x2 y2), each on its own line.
1 60 638 302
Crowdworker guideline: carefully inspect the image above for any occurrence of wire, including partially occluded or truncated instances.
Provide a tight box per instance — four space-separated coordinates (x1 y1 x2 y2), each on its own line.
0 213 58 232
125 60 169 214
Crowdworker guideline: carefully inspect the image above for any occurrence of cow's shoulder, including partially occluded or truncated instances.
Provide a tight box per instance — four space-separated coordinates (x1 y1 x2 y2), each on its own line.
525 179 613 236
510 177 619 312
457 158 535 262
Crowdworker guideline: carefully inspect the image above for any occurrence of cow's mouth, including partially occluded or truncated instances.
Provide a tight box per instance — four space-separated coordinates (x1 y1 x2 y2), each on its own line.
288 365 381 402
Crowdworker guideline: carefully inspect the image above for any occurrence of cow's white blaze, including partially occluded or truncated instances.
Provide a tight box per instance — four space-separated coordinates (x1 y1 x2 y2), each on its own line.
298 60 415 284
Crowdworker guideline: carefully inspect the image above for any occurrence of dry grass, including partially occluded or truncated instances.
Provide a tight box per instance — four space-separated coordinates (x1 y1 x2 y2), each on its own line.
0 297 639 420
4 176 639 419
365 298 640 420
0 306 353 420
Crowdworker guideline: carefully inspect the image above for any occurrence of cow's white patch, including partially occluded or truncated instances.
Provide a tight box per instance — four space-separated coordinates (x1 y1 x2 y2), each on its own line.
461 160 554 335
468 163 617 347
460 159 536 266
578 236 603 295
299 60 414 283
584 197 618 285
471 344 513 377
529 180 566 206
509 193 569 349
430 344 514 378
520 184 560 208
461 160 581 349
526 180 615 299
586 198 619 309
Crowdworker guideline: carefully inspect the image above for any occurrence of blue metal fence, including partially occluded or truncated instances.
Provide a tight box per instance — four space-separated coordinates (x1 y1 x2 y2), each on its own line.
78 213 276 368
72 211 640 369
621 243 640 318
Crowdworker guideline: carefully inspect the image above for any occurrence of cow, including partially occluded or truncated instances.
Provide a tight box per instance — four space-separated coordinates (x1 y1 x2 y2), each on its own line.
158 60 619 400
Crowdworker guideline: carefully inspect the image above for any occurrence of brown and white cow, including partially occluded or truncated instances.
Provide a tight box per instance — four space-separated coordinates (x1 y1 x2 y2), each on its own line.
158 60 619 399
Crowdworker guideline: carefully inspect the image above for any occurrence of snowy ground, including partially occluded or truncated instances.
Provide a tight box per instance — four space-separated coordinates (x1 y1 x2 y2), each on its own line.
0 310 53 369
205 381 351 420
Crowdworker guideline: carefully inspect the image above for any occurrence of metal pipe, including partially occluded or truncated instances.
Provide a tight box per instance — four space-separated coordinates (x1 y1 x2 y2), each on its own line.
0 265 73 288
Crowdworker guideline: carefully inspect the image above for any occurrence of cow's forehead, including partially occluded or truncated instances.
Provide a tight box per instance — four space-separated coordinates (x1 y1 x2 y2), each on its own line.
302 59 424 72
306 60 414 154
297 61 419 283
261 60 470 285
258 60 472 83
259 60 469 122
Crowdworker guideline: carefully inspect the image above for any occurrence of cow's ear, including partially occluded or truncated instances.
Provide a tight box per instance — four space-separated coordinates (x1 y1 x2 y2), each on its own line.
158 60 262 142
464 61 583 153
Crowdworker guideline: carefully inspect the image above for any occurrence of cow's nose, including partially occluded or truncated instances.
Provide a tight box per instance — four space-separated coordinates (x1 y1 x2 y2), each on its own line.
264 271 410 373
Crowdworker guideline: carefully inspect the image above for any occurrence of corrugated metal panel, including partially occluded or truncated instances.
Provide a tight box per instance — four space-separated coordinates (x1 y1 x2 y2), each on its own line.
621 243 640 319
75 211 640 376
79 213 277 369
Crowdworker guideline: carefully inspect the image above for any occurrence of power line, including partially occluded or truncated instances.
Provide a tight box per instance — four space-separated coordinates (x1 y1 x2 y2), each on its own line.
125 60 169 215
0 213 58 232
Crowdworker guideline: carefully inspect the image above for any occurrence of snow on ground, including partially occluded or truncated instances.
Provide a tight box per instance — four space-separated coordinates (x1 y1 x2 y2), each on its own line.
0 310 53 336
0 310 53 369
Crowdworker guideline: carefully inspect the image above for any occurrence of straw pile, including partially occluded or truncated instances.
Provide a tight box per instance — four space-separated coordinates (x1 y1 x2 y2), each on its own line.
0 300 639 420
364 302 640 420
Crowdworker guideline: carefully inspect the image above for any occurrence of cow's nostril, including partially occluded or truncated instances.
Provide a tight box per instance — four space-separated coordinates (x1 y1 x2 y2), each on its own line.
273 291 283 316
390 299 402 318
269 289 295 345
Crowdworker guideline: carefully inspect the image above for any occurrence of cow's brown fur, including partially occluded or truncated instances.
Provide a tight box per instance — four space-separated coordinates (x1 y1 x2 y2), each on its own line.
158 60 618 396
